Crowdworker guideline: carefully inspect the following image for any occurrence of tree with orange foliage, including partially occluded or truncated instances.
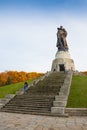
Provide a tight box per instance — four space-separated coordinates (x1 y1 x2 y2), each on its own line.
0 71 44 87
0 72 8 86
81 71 87 75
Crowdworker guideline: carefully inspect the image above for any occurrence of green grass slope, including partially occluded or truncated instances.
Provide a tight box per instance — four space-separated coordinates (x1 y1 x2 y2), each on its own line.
67 75 87 108
0 80 32 98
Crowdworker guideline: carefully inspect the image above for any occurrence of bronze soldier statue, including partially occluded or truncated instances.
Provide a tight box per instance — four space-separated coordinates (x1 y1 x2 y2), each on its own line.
56 26 68 51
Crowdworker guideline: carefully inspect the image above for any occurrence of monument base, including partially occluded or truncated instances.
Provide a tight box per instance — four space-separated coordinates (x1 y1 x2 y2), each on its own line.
51 51 75 72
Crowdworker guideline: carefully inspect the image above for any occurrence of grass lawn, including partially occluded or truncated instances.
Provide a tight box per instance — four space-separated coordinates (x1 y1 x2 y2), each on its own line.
0 80 32 98
67 75 87 108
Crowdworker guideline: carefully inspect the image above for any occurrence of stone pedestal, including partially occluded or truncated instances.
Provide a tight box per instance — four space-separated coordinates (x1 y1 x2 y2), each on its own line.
51 51 75 72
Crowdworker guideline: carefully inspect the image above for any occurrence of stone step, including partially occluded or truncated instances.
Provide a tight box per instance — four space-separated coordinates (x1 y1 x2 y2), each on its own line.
7 103 53 107
1 109 51 115
55 95 67 101
53 101 66 107
19 94 54 97
2 107 51 113
46 77 65 79
28 87 61 90
9 98 54 102
28 89 60 91
13 95 54 98
8 101 54 106
35 80 62 83
11 95 54 97
29 86 61 88
42 79 64 82
5 105 51 109
32 86 61 89
51 107 65 114
11 97 54 101
3 105 51 110
8 99 53 103
27 92 60 95
1 109 68 117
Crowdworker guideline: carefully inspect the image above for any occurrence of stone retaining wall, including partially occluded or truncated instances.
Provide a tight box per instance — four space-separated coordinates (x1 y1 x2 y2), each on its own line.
51 71 72 115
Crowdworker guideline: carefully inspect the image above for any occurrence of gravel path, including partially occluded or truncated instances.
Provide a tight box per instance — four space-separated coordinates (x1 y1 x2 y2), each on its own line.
0 112 87 130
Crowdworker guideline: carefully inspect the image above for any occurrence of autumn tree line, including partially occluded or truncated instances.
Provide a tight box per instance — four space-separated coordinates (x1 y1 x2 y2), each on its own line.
0 71 44 87
82 71 87 75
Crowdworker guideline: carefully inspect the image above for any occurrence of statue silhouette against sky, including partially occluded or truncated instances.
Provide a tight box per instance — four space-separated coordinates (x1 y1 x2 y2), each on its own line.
56 26 68 51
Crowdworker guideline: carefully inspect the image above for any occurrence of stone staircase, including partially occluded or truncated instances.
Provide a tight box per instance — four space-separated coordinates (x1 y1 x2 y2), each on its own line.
1 72 67 115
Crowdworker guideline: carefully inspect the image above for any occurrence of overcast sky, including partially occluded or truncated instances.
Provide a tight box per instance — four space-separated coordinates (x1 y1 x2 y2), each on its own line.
0 0 87 72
